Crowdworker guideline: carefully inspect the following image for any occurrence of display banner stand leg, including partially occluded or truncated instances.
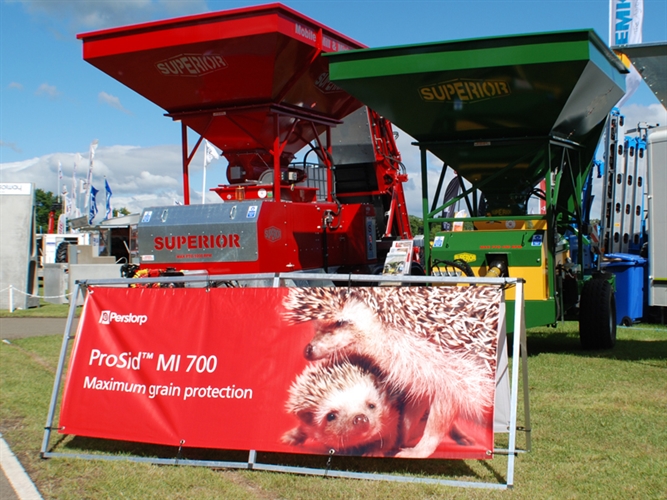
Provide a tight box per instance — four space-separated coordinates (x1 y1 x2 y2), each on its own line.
40 273 530 490
505 280 530 488
41 282 83 457
248 450 257 469
521 306 532 454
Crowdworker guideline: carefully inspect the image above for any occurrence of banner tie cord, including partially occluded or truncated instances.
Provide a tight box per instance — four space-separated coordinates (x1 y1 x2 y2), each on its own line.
324 448 335 477
176 439 185 462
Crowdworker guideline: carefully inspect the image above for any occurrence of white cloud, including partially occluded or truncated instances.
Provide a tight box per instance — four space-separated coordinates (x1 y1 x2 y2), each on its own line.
619 103 667 129
2 102 662 225
0 141 23 153
136 170 179 189
8 82 23 91
98 91 131 114
0 144 185 214
0 156 39 171
35 82 60 99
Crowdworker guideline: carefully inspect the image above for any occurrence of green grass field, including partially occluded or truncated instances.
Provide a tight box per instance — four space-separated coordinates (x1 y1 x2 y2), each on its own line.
0 301 77 318
1 322 666 499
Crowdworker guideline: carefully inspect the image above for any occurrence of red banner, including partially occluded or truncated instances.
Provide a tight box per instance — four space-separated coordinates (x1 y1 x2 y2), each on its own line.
59 285 502 459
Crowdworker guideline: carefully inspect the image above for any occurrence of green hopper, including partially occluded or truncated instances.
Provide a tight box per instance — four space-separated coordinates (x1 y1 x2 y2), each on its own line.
327 30 628 348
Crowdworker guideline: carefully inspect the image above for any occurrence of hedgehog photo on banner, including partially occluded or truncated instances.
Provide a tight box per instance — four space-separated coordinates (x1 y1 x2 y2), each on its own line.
282 286 503 459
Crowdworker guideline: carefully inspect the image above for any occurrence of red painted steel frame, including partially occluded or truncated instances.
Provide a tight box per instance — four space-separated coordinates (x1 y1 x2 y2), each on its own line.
77 3 366 204
138 201 374 275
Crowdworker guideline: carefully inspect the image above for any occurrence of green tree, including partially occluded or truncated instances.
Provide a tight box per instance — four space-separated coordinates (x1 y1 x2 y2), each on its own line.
408 215 441 240
34 189 62 232
113 207 131 217
409 215 423 236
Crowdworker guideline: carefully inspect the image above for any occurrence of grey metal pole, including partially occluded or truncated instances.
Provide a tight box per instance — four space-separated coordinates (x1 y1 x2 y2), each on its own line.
41 282 81 456
520 303 532 453
505 279 525 488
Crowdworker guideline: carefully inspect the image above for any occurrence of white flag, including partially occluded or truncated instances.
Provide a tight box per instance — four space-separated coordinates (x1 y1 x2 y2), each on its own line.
62 186 70 216
57 160 63 204
204 140 219 166
57 214 67 235
71 154 80 218
202 141 220 205
610 0 644 107
610 0 643 46
85 140 99 208
90 139 99 159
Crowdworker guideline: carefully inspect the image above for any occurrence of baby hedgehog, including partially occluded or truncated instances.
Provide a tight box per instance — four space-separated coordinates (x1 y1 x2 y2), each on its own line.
281 358 401 456
283 286 502 458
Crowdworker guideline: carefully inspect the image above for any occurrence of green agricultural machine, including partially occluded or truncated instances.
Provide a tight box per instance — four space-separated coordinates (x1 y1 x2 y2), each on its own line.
326 30 628 349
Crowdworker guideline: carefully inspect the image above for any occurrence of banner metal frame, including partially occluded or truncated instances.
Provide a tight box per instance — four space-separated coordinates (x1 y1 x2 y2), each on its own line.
41 272 530 490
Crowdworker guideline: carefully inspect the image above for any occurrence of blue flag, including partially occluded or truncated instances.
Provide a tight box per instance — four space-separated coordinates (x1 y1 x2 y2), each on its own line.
104 178 113 219
89 185 99 224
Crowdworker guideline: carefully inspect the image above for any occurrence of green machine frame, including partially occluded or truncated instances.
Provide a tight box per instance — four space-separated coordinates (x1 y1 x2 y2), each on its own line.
420 136 588 328
327 29 627 345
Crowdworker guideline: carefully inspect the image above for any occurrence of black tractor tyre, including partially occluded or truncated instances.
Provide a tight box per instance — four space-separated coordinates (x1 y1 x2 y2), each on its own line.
55 241 70 263
579 278 617 350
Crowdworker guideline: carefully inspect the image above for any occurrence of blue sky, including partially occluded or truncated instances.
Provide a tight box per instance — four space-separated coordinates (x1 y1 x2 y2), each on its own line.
1 0 666 216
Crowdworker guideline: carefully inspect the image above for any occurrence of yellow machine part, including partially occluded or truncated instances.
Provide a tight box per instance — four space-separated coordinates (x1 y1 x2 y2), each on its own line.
432 242 551 301
472 219 548 231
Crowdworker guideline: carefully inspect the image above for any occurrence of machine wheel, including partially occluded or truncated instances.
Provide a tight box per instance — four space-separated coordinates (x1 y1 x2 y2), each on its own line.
410 261 425 276
579 278 617 350
621 316 633 327
55 241 70 263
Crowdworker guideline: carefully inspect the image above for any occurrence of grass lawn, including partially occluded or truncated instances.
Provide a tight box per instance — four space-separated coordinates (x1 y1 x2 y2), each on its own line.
1 321 666 499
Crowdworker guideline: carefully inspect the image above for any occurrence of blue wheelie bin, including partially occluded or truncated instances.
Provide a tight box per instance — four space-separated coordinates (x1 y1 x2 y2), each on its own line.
602 253 647 326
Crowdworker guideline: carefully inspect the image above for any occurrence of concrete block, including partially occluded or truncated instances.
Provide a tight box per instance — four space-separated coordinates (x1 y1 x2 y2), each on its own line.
68 264 124 305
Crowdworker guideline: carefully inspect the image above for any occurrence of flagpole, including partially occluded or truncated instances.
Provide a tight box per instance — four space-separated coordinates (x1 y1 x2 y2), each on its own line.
85 139 99 210
201 140 219 205
202 151 207 205
72 155 79 218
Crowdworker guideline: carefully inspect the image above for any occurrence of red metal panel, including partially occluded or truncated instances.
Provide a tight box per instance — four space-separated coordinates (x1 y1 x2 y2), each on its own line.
78 3 365 166
139 201 375 275
77 4 364 119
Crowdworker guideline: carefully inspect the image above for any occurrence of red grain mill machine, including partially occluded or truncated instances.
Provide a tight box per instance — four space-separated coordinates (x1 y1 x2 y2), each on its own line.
77 3 412 277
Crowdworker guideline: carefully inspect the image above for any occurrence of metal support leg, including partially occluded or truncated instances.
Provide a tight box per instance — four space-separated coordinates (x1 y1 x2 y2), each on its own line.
41 282 82 456
506 279 525 488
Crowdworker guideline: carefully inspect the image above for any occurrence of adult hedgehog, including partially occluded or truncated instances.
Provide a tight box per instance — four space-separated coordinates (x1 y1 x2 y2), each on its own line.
283 286 502 458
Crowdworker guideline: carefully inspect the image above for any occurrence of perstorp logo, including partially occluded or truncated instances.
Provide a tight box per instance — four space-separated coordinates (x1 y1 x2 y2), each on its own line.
99 310 148 326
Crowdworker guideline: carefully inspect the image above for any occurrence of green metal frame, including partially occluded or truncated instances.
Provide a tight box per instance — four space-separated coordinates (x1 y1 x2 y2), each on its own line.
423 138 586 262
422 136 590 329
325 29 626 330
